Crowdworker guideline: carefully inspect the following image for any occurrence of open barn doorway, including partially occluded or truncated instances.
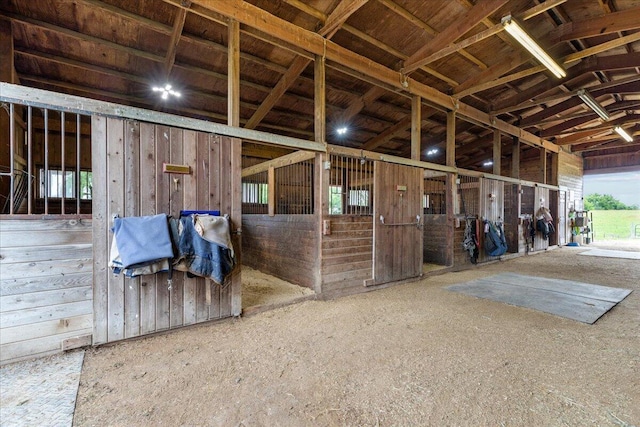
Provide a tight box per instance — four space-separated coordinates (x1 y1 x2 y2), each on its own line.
422 173 452 273
240 143 318 312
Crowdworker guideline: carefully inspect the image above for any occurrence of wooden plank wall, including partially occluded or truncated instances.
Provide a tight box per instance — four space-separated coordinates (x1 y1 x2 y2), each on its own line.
242 214 319 290
478 178 505 262
320 215 373 297
503 184 520 253
583 151 640 171
372 162 423 285
453 218 475 268
532 186 551 252
558 151 583 210
92 117 241 345
0 219 93 365
423 215 449 265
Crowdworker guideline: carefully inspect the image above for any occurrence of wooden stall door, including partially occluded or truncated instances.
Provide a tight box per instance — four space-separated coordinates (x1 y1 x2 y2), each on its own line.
372 162 423 285
92 117 241 345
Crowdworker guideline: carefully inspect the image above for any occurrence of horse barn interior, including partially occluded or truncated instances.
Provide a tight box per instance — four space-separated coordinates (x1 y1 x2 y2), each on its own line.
0 0 639 366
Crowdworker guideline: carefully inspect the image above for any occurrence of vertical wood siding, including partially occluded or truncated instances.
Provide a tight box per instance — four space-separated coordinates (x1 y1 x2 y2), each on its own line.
0 219 93 365
478 178 505 262
373 162 423 285
532 187 551 252
92 117 241 345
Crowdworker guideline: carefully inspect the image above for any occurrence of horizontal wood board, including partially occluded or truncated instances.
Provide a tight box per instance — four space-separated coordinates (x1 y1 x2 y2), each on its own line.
0 219 93 365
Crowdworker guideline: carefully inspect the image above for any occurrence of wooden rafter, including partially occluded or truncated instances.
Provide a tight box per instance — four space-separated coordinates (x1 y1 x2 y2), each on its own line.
362 116 412 150
376 0 487 70
493 57 640 113
418 0 569 70
456 31 640 98
521 83 640 127
164 2 190 79
549 6 640 44
244 0 368 130
401 0 508 75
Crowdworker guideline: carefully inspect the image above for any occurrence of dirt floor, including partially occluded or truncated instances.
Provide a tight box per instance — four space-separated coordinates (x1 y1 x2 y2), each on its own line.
74 241 640 426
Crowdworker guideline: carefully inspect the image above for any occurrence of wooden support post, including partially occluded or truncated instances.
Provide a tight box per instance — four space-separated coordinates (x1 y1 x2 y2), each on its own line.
511 136 520 179
540 147 547 184
227 19 240 127
492 129 501 175
314 54 326 145
446 110 456 167
446 172 456 265
550 152 558 186
411 95 421 161
268 166 275 216
0 17 16 206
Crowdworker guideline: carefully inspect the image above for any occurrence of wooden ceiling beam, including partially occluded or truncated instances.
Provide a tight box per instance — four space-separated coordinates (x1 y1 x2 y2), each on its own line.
494 75 640 116
244 0 368 130
521 82 640 126
65 0 551 153
457 31 640 99
492 55 640 112
553 128 609 146
401 0 508 75
362 116 412 150
421 0 568 70
549 6 640 44
376 0 487 70
8 13 166 63
341 24 459 86
572 137 640 153
164 2 190 79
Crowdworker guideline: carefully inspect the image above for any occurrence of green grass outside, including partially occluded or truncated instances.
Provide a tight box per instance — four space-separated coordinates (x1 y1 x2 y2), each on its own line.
589 210 640 239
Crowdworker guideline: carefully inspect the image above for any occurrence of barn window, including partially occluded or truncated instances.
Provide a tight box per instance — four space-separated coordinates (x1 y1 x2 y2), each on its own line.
39 168 92 200
242 182 268 204
329 185 343 214
328 154 373 215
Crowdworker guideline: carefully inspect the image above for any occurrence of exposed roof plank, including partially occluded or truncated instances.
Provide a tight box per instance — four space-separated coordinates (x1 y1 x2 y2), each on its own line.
377 0 487 70
362 116 412 150
521 83 640 126
549 6 640 44
244 0 368 130
401 0 508 75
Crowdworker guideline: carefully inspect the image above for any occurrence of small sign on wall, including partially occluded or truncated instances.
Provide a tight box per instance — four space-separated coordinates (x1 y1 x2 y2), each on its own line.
163 163 191 174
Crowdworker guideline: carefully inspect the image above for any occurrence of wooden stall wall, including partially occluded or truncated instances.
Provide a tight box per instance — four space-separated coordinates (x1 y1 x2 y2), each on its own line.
242 214 319 290
478 178 505 262
503 184 520 253
558 150 583 244
532 186 551 252
92 117 241 345
0 219 93 365
453 176 480 268
423 215 449 265
320 215 373 298
423 175 450 266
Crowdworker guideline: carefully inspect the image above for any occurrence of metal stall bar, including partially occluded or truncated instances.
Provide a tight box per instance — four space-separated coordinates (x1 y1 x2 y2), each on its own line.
61 111 66 214
76 114 81 214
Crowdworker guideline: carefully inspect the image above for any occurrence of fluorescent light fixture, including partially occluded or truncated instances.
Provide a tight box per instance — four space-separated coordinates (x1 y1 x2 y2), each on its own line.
426 148 438 156
576 89 609 120
483 160 493 167
152 84 181 100
501 15 566 79
336 127 348 136
614 126 633 142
